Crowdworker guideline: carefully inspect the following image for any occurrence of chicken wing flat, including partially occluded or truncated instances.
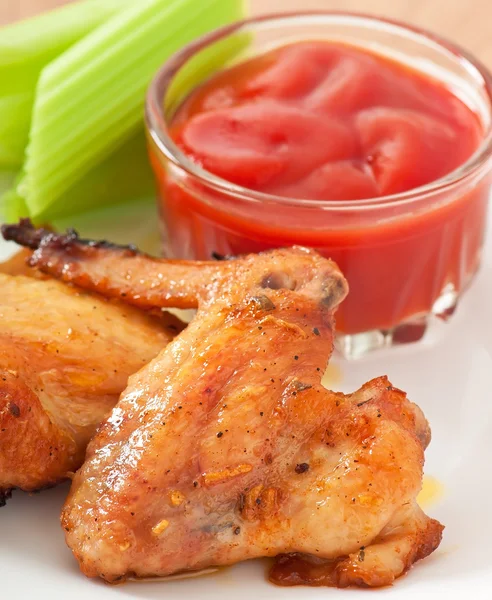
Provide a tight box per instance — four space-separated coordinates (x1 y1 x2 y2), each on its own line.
0 251 181 504
3 220 443 588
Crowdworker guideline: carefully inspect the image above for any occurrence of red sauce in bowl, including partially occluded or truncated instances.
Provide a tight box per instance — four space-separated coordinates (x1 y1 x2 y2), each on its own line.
171 42 482 200
150 40 490 336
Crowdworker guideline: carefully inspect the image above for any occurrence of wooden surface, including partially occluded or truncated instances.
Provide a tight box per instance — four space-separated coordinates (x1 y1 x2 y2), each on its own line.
2 0 492 67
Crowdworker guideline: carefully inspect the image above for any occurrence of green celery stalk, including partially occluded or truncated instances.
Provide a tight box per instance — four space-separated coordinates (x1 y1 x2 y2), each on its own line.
0 0 130 168
0 171 17 201
2 171 28 222
0 93 33 168
53 197 161 255
20 0 245 218
3 130 154 223
2 191 28 223
38 130 155 222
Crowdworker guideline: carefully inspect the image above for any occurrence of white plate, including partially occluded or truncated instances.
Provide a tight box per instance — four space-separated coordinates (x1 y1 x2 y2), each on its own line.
1 215 491 600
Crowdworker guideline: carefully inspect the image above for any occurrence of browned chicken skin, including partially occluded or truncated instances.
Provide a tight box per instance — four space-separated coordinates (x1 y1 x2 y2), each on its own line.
3 220 443 588
0 246 181 504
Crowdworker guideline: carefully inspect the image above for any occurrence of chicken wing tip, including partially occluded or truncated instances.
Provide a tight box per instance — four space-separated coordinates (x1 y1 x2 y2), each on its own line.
2 219 140 256
2 218 48 250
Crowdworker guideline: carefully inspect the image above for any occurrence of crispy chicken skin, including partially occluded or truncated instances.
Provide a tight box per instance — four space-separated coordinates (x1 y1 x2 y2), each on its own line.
0 251 181 504
3 220 443 588
0 247 43 278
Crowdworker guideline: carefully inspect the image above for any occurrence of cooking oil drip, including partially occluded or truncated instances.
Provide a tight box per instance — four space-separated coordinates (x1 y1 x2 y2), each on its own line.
418 475 444 508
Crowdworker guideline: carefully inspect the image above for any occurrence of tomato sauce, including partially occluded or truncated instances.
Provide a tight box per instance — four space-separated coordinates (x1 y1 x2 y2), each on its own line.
152 41 489 335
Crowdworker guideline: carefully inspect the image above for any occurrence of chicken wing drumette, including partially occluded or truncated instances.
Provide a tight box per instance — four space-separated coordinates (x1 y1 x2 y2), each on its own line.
3 220 442 588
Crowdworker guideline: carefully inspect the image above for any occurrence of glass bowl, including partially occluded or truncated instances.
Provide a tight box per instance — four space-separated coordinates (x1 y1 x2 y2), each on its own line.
146 12 492 358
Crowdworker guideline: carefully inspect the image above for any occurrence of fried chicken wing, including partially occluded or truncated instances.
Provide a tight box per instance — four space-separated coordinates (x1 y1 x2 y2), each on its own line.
0 247 43 278
3 220 443 588
0 252 181 504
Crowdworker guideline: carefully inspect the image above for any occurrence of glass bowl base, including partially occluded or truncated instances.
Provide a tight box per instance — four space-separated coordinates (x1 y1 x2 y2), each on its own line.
336 283 459 360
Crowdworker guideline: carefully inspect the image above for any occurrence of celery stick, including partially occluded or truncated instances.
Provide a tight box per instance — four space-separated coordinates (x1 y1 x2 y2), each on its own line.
3 130 155 223
1 169 29 222
38 130 155 222
0 0 130 168
21 0 245 217
0 171 17 201
2 189 28 223
54 198 161 255
0 93 33 167
0 0 129 73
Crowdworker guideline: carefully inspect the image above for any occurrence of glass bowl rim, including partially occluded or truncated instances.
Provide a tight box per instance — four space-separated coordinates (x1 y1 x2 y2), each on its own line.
145 10 492 211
